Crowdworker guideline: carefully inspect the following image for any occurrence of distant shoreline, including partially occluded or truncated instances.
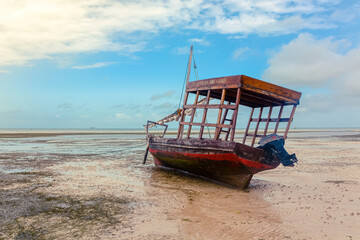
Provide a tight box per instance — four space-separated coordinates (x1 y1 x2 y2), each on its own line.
0 128 358 138
0 131 147 138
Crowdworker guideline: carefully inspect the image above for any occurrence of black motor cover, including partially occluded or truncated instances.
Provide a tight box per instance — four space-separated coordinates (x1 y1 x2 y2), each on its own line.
258 134 297 167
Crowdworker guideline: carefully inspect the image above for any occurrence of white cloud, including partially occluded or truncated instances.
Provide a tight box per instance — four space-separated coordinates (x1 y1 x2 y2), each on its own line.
115 113 130 119
57 103 72 110
233 47 250 59
174 46 190 55
223 0 326 14
299 94 333 113
154 102 176 109
264 33 343 87
0 110 21 115
151 90 175 100
263 33 360 105
0 0 197 66
227 35 247 39
199 14 332 35
0 70 10 74
0 0 352 67
188 38 210 46
72 62 117 69
296 106 307 113
113 104 124 109
191 0 337 34
330 2 360 23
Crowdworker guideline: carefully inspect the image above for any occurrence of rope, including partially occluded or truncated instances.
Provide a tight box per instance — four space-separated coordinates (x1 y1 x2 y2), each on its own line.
193 52 199 80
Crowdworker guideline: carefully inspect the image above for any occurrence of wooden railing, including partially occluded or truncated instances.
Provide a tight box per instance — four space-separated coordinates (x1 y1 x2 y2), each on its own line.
243 105 297 146
177 87 241 141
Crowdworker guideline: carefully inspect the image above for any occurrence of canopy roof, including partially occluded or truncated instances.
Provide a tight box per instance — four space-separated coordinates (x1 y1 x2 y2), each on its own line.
186 75 301 108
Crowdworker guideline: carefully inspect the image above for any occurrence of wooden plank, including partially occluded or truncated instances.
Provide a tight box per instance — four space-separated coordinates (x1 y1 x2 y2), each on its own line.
187 84 240 92
183 104 237 109
250 118 290 122
199 90 211 139
251 107 263 147
186 75 301 106
177 92 189 139
230 87 241 141
284 105 297 139
274 105 284 134
193 89 274 108
218 101 232 140
186 75 241 91
240 91 283 106
220 103 231 124
186 91 199 139
243 108 254 144
181 122 232 128
215 89 226 139
264 106 273 136
246 133 265 138
241 75 301 104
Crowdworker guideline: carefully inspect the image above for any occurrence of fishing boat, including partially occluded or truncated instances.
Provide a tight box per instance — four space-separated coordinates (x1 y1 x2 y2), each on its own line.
144 46 301 189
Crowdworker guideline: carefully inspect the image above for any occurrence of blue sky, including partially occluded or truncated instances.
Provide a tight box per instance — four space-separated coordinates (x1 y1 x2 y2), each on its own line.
0 0 359 129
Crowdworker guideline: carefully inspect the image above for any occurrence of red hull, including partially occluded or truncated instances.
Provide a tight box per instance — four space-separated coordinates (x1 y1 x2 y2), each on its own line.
148 137 280 189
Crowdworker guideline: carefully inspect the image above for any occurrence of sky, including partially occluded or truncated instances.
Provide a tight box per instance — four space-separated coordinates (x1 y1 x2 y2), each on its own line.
0 0 359 129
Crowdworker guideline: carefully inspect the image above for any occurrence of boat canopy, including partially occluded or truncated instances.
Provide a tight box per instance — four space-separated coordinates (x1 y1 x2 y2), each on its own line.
186 75 301 108
177 74 302 146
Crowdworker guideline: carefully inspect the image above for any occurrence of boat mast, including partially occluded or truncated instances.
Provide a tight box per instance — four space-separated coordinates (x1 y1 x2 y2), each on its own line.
185 45 193 86
177 45 193 139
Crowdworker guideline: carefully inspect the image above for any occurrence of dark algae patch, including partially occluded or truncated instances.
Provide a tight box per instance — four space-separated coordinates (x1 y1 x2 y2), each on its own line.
0 190 133 239
0 169 133 239
38 194 131 224
0 149 135 239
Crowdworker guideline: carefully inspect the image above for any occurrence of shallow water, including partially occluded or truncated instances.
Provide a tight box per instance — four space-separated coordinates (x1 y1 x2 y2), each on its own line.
0 134 145 155
0 130 359 239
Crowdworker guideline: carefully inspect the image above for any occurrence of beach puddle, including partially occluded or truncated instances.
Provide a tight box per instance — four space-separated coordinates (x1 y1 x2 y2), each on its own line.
324 180 357 184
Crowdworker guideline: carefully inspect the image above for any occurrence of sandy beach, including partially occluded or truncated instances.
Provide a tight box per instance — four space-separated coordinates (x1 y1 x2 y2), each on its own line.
0 129 359 239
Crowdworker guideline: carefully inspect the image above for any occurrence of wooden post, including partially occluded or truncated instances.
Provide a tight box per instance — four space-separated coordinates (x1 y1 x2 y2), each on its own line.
215 89 226 139
263 106 273 136
230 87 241 141
218 101 231 140
284 105 297 139
251 107 263 147
199 90 211 139
187 91 199 139
177 45 193 139
177 92 189 139
219 102 230 128
243 107 254 144
274 105 284 134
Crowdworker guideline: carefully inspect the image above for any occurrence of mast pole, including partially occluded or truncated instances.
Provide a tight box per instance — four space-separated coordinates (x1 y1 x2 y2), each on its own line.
177 45 193 139
185 45 193 86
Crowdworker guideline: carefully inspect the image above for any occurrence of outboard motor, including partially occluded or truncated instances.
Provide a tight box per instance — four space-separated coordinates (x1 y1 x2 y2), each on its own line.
259 134 297 167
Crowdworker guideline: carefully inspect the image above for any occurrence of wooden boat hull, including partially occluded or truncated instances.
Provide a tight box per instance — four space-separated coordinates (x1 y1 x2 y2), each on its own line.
148 137 280 189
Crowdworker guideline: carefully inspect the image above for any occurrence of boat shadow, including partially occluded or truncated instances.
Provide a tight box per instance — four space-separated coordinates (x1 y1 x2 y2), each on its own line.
148 165 274 191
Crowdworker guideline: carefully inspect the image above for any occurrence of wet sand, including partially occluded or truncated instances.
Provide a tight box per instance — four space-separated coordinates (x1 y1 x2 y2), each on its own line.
0 130 359 239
